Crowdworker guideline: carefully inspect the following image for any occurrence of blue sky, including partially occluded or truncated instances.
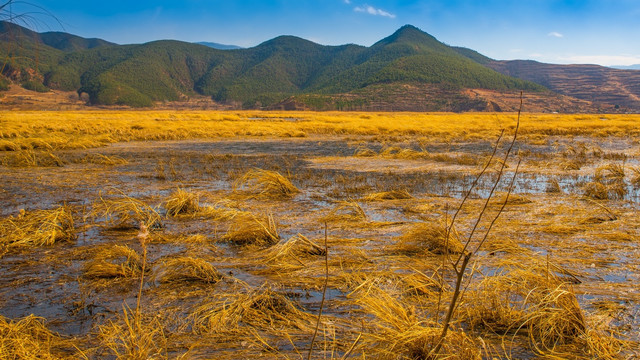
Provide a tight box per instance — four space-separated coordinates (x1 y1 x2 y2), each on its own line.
12 0 640 66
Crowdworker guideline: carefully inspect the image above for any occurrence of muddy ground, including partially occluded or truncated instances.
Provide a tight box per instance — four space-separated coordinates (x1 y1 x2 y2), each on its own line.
1 134 639 358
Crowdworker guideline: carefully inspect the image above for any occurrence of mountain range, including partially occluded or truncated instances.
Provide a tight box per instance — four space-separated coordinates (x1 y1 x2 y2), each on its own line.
1 20 638 112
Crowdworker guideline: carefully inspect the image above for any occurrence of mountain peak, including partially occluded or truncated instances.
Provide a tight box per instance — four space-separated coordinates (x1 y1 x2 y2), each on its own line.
373 24 442 49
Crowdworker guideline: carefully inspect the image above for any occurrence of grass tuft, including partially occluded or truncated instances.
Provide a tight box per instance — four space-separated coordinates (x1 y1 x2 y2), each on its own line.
234 169 299 198
393 222 464 255
221 213 279 246
155 256 222 284
0 205 75 248
84 245 144 279
362 190 413 201
164 188 201 216
0 314 69 359
98 305 166 359
91 193 162 230
192 286 316 333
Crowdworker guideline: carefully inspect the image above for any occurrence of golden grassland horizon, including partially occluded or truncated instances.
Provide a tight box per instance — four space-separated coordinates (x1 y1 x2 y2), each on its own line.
2 110 640 151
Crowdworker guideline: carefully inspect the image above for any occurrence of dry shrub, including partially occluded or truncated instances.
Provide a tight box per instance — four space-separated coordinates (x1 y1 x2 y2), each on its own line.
164 188 200 216
0 314 69 359
234 168 299 198
221 213 279 246
84 245 144 279
321 200 367 222
0 205 75 248
156 256 222 284
355 287 480 359
362 190 413 201
92 194 162 230
260 233 325 265
97 305 166 360
393 222 464 255
192 286 315 333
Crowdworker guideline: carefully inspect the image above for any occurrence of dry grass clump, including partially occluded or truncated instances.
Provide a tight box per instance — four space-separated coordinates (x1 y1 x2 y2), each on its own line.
399 271 441 299
164 188 200 216
84 245 144 279
362 190 413 201
596 163 625 180
380 146 428 160
354 147 377 157
81 153 129 165
392 222 464 255
0 205 75 248
491 192 532 205
0 314 69 359
321 200 367 222
192 286 315 333
583 181 626 200
461 261 626 357
354 287 480 359
234 169 299 198
260 234 325 265
155 256 222 284
0 150 65 167
545 178 562 193
585 163 628 200
92 194 162 230
221 213 279 246
97 305 166 360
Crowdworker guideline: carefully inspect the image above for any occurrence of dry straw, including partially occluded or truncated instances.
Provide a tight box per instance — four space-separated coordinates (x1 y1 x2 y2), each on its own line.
155 256 222 284
393 222 464 255
321 200 367 223
0 205 75 248
362 190 413 201
91 193 162 230
234 168 299 198
260 233 325 265
192 286 316 333
164 188 201 216
84 245 144 279
353 286 480 359
221 213 279 246
0 314 68 359
97 304 167 359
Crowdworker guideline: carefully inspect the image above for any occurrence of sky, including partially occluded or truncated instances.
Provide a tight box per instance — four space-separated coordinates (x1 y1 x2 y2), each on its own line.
9 0 640 67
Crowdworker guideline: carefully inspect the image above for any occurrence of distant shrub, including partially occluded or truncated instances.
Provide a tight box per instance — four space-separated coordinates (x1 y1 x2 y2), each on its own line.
21 80 50 93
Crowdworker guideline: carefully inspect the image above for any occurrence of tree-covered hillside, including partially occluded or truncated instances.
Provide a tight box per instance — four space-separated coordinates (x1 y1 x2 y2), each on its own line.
1 22 545 108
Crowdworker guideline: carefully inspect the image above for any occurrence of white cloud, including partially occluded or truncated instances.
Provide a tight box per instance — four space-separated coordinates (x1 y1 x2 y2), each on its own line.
343 0 351 4
547 32 563 38
354 5 396 18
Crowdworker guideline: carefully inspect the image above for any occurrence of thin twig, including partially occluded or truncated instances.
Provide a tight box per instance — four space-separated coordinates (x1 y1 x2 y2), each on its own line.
307 222 329 360
430 91 524 358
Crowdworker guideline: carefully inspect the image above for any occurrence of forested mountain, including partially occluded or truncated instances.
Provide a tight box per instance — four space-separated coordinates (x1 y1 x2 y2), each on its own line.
4 20 634 111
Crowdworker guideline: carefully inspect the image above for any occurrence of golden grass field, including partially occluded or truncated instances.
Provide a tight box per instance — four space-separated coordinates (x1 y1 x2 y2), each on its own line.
1 110 640 359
